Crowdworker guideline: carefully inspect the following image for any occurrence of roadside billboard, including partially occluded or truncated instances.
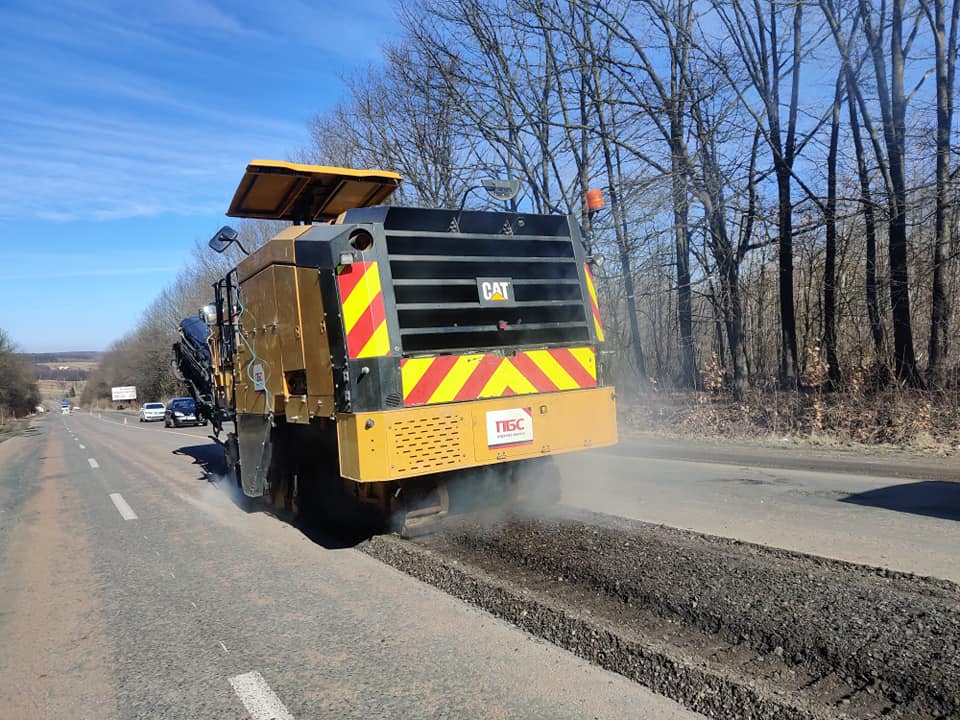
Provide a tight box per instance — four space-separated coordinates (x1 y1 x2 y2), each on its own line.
111 386 137 401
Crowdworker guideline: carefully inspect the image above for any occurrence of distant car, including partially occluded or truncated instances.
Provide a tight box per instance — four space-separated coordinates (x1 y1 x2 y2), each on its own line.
139 402 165 422
164 397 206 428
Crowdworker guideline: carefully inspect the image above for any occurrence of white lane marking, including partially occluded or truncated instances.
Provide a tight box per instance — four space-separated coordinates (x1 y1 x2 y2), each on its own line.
110 420 202 440
219 641 229 654
109 493 138 520
228 671 294 720
79 444 86 449
88 458 100 469
159 429 203 439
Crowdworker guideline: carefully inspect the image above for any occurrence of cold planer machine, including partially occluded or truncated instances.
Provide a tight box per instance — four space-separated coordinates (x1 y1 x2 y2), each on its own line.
175 159 617 534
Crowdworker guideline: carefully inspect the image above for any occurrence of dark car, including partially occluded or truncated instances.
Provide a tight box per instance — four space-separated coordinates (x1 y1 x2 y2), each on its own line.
164 397 206 428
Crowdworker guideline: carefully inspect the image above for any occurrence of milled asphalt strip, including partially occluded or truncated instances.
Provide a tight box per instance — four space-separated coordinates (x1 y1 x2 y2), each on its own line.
228 671 295 720
108 493 138 520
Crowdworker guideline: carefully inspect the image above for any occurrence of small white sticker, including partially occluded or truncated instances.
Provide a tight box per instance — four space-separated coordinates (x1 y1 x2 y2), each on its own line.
486 407 533 449
252 364 266 392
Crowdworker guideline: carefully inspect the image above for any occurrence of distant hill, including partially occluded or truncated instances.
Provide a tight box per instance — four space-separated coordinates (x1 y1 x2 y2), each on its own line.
22 352 100 403
23 351 102 363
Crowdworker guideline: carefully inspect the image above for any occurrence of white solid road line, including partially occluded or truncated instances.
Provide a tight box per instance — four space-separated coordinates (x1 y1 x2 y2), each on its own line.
88 458 100 469
228 671 295 720
109 493 138 521
107 418 203 440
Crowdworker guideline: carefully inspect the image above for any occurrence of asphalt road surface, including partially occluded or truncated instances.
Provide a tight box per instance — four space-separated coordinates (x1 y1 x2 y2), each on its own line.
557 437 960 583
0 413 704 720
2 413 957 719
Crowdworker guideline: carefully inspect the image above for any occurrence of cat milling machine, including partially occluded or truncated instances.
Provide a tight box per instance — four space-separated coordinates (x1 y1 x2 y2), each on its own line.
174 159 618 535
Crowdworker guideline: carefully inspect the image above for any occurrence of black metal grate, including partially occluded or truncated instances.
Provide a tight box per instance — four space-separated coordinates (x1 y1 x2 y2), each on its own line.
384 213 590 354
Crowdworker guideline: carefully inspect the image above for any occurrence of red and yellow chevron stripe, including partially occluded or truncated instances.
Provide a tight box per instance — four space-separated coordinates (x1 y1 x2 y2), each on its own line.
401 347 597 406
337 261 391 358
583 263 605 342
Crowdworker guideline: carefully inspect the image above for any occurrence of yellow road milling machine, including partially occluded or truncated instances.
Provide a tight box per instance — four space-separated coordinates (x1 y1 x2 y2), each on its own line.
174 160 617 534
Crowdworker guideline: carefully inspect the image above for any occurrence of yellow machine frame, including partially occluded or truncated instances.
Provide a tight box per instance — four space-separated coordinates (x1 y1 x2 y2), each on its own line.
200 160 617 529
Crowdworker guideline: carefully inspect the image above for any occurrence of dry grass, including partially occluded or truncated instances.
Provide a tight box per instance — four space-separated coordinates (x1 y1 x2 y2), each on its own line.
0 416 32 441
622 387 960 454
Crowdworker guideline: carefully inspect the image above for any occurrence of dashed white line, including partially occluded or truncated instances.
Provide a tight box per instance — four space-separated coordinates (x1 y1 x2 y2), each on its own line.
228 671 294 720
87 458 100 469
78 444 86 449
108 493 138 520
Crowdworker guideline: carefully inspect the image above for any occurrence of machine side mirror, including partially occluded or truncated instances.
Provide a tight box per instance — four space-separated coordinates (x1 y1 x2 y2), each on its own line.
199 304 217 325
209 225 240 254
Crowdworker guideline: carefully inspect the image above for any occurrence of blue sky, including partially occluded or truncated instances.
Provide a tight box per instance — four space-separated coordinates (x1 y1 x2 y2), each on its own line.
0 0 396 352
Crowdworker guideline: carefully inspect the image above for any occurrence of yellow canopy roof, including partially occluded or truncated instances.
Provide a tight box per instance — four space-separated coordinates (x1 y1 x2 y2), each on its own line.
227 159 402 222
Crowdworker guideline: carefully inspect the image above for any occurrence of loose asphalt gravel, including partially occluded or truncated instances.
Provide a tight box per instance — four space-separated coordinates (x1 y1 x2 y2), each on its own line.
362 507 960 720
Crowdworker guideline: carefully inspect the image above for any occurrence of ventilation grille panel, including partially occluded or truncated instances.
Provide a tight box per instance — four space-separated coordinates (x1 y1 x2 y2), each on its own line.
386 227 590 354
389 414 465 475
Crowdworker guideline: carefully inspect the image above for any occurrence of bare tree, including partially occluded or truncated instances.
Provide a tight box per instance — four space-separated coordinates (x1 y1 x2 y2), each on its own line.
856 0 924 385
921 0 960 388
845 64 888 366
824 75 843 387
692 101 752 397
307 46 473 208
580 12 648 381
633 0 699 387
94 0 960 414
708 0 813 388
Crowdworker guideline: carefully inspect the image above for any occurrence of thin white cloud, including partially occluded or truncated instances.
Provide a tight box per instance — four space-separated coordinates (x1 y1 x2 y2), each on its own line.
0 0 398 223
162 0 248 34
0 86 301 220
220 0 393 61
0 2 308 223
0 2 225 65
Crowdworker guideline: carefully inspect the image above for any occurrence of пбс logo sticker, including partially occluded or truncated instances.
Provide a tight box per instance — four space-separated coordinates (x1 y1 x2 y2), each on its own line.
486 407 533 448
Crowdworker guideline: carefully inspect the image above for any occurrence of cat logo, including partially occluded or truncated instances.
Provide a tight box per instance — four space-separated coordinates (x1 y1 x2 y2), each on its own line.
477 277 515 306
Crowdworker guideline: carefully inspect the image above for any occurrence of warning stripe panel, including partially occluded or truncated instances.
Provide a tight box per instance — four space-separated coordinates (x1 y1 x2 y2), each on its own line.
403 354 461 406
401 347 597 406
337 262 391 358
583 263 605 342
453 354 502 401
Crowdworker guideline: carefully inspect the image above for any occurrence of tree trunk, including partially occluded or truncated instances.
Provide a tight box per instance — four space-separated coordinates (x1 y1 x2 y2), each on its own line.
703 173 749 397
845 77 887 364
925 0 958 388
824 78 842 387
775 162 799 387
861 0 922 385
671 124 697 388
713 223 750 399
666 2 697 388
